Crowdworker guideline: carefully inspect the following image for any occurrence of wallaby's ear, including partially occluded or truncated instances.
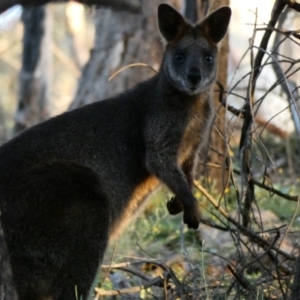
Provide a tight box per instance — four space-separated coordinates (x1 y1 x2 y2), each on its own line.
158 4 187 42
200 6 231 44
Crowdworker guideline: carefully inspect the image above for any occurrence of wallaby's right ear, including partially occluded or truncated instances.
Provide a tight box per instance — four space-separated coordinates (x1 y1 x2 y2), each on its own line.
200 6 231 44
158 4 186 42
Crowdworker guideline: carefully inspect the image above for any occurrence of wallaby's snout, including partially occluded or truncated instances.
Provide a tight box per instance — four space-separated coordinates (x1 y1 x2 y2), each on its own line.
162 43 218 95
187 67 202 86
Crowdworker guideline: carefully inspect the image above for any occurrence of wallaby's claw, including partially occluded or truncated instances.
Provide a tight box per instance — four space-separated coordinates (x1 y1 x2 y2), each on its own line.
183 207 201 229
167 196 183 215
168 197 201 229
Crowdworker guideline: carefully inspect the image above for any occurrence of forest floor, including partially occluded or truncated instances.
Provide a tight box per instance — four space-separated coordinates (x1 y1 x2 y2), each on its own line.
97 136 300 300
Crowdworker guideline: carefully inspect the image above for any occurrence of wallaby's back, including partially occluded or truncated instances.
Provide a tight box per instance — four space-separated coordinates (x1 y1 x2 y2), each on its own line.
0 4 231 300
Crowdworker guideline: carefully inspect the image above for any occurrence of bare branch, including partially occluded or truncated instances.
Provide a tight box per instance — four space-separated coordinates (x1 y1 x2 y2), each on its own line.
251 0 286 93
204 163 299 202
95 272 169 297
227 264 253 291
290 256 300 300
194 180 296 262
287 0 300 12
271 7 300 137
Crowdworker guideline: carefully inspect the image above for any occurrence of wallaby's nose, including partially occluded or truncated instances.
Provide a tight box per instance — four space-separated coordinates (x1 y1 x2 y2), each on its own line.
187 68 201 85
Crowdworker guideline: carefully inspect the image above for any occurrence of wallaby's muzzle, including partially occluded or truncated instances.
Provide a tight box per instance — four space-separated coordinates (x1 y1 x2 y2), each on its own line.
187 67 202 86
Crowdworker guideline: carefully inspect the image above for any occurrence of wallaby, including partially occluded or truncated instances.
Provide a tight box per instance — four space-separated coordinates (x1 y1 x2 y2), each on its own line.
0 4 231 300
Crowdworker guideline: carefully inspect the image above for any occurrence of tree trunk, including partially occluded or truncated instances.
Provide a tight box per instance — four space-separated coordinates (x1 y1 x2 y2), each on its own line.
14 5 52 135
71 0 165 109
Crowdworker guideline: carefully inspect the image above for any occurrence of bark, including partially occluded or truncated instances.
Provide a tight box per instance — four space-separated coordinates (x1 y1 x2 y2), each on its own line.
65 2 89 68
0 0 142 15
183 0 198 23
71 0 164 109
15 5 52 134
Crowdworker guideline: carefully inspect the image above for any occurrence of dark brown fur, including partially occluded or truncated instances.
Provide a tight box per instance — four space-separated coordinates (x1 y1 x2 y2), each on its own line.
0 4 231 299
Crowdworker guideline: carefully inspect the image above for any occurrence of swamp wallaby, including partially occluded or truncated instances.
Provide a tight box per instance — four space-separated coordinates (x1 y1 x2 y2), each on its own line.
0 4 231 300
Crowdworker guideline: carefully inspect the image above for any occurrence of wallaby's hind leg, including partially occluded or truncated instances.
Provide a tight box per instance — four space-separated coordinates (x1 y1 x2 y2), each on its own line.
2 161 110 300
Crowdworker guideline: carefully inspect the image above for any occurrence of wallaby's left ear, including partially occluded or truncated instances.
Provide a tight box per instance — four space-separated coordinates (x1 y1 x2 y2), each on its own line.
200 6 231 44
158 4 187 42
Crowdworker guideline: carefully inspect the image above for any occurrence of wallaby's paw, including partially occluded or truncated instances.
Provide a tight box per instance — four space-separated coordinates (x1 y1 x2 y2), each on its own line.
167 196 183 215
183 207 201 229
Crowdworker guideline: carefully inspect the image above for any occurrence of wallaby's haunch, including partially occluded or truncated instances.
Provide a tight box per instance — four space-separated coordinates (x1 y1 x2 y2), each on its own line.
0 4 231 300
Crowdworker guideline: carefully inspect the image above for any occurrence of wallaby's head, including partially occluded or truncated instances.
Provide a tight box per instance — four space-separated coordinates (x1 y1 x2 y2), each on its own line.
158 4 231 95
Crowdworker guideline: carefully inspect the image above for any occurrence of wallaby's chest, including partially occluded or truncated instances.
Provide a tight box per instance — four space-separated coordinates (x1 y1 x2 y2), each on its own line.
177 96 212 165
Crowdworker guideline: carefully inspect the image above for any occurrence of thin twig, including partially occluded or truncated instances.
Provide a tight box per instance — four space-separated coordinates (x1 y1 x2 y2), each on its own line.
251 0 287 93
95 271 169 297
194 180 296 261
108 63 157 82
201 162 299 201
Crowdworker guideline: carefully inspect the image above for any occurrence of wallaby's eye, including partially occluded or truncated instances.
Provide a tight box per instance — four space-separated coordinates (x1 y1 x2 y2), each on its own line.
204 55 213 63
175 53 184 62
